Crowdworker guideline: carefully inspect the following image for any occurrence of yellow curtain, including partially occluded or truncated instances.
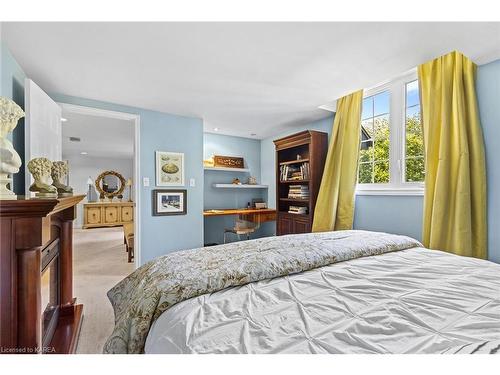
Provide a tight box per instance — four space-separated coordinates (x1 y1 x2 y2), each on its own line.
312 90 363 232
418 51 487 259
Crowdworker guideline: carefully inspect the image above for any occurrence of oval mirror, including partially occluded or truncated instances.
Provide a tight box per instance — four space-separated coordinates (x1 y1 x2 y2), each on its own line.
95 170 126 198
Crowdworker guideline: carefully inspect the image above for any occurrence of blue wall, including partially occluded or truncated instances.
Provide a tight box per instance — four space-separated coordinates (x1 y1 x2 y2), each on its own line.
1 42 26 194
204 133 263 209
354 195 423 240
477 59 500 263
203 133 271 244
50 94 204 264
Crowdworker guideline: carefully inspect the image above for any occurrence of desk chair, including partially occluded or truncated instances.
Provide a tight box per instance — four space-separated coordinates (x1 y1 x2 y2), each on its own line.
223 217 260 244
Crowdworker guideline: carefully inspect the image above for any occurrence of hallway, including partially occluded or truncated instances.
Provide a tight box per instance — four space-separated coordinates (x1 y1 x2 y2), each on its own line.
73 227 135 354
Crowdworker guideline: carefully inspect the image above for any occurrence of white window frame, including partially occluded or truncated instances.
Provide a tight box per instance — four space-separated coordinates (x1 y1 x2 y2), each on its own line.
356 69 424 196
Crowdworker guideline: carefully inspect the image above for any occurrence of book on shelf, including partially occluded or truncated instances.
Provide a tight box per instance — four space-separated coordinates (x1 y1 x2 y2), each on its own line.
288 185 310 199
279 162 310 182
288 205 308 214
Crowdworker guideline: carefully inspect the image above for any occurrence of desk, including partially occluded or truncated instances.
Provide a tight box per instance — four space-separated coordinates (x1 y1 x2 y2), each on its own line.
204 208 276 223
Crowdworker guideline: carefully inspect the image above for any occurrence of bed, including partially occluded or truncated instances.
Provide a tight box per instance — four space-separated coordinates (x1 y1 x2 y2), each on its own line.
103 230 500 354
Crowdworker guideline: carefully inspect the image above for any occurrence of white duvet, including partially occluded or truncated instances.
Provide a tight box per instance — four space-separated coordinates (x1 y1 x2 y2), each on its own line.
145 247 500 354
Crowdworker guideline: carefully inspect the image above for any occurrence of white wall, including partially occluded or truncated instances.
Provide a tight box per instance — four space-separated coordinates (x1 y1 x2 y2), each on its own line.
65 154 133 228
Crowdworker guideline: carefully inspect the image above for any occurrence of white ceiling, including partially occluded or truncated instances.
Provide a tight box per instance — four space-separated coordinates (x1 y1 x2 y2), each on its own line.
3 22 500 139
61 109 134 159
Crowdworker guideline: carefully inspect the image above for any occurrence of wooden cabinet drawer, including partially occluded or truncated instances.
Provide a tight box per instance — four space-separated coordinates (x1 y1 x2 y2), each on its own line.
83 203 134 228
121 206 133 222
104 207 119 223
87 207 101 224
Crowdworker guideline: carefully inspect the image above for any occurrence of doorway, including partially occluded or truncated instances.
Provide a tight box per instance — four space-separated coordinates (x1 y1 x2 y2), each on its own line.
59 103 140 353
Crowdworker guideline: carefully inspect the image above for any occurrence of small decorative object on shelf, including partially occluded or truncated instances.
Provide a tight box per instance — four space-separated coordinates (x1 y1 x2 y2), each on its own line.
0 96 24 200
248 176 257 185
51 161 73 197
99 192 105 202
203 156 215 168
117 194 123 202
297 154 302 160
27 157 58 198
232 178 242 185
214 155 244 169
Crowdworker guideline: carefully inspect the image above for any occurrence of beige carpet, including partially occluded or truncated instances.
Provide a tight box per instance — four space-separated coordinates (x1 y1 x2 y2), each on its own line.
73 227 135 354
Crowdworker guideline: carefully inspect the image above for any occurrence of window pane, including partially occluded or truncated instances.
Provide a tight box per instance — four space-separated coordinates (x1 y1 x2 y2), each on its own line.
406 80 419 107
405 80 424 182
361 119 374 138
362 97 373 120
359 140 374 161
406 104 420 118
358 162 373 184
405 157 425 182
374 161 389 183
405 110 424 157
374 91 390 116
374 114 390 161
358 91 390 185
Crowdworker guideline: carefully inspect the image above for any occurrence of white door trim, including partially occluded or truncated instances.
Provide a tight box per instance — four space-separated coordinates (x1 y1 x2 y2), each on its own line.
58 102 142 269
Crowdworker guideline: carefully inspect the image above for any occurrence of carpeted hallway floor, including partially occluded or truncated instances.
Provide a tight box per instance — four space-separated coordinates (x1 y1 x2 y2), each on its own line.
73 227 135 354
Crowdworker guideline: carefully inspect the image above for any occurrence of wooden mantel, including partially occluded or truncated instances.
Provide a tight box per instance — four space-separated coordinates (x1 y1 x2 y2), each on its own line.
0 195 85 354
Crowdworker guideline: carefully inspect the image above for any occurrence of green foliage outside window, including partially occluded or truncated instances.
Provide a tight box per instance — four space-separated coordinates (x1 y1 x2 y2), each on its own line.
404 114 425 182
358 114 424 183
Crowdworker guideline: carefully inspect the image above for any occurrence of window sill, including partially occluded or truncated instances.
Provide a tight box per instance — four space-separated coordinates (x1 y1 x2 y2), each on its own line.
355 187 424 196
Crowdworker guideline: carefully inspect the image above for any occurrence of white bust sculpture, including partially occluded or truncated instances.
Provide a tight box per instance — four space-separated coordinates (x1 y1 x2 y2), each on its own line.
27 157 58 198
0 97 24 199
51 161 73 197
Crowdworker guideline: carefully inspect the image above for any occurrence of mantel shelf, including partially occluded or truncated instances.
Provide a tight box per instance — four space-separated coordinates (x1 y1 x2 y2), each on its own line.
204 166 250 173
213 184 268 189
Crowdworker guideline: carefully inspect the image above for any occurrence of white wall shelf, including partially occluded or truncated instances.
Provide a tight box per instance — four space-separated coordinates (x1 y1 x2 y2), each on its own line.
204 166 250 172
213 184 268 189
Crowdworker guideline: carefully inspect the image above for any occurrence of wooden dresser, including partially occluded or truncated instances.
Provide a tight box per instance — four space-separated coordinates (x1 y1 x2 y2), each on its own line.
0 195 85 354
83 201 134 229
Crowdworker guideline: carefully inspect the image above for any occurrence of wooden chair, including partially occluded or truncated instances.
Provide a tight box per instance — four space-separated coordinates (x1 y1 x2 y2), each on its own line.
123 223 134 263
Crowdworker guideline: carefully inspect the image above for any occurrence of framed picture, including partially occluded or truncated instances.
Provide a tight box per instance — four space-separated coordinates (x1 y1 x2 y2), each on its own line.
152 189 187 216
213 155 244 169
156 151 185 186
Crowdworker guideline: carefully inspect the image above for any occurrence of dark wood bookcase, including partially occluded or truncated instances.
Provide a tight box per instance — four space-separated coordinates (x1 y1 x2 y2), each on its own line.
274 130 328 235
